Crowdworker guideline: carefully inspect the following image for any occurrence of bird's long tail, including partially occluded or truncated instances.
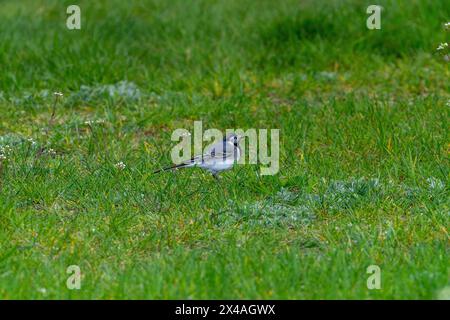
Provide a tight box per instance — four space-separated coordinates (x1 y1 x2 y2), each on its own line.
153 163 192 174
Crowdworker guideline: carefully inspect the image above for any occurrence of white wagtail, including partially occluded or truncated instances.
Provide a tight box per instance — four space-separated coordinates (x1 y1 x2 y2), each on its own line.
154 133 243 179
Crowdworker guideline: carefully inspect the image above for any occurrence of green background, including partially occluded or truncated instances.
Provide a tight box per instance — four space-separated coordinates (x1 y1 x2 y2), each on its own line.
0 0 448 299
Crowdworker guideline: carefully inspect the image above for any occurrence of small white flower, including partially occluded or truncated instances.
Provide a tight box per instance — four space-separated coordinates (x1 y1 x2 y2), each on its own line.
445 22 450 30
53 92 63 97
45 148 57 156
1 145 11 153
436 42 448 51
37 287 47 294
0 154 6 161
27 138 37 146
115 161 126 170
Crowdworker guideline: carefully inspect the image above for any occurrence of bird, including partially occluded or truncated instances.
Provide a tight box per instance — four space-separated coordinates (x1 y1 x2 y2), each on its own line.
154 133 243 179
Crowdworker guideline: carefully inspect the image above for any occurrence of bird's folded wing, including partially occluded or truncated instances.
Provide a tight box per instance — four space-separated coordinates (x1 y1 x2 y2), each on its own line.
183 150 234 165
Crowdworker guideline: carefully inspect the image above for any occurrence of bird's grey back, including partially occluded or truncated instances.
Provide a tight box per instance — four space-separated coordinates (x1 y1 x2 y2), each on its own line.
205 136 239 160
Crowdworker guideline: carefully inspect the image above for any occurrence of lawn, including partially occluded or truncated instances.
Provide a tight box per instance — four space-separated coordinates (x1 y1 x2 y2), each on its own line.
0 0 448 299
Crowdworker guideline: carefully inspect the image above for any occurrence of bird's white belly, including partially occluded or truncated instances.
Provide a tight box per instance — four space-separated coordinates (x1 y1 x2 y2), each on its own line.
200 158 235 173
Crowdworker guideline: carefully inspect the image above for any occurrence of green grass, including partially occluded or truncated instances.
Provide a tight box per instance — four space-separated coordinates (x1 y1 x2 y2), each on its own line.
0 0 449 299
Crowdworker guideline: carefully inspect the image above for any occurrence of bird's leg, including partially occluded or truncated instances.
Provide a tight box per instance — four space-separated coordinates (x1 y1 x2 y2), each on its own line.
212 172 220 181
